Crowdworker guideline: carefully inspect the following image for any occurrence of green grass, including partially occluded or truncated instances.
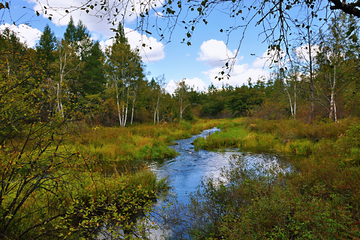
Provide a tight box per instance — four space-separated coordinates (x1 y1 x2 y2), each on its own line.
0 119 224 239
185 117 360 239
69 119 221 164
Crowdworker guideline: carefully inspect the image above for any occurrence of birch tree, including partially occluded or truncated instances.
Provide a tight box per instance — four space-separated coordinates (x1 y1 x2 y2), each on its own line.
316 12 359 122
105 23 145 127
153 75 166 124
174 79 191 122
284 66 302 120
56 39 80 118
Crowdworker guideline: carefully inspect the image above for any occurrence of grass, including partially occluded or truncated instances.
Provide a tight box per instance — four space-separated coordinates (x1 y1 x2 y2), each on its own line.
0 118 223 239
186 117 360 239
69 119 221 165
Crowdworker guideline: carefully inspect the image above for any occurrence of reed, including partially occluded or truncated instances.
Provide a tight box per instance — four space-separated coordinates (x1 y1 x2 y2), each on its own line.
186 117 360 239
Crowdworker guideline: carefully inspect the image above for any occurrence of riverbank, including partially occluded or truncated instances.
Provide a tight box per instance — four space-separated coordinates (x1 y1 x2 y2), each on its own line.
4 117 360 239
0 119 222 239
187 117 360 239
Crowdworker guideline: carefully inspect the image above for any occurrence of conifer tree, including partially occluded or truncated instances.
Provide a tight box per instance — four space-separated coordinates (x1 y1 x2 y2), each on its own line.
82 41 106 95
37 24 56 78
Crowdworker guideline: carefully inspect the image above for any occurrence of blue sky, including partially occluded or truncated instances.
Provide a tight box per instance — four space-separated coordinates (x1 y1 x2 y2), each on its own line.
1 0 322 94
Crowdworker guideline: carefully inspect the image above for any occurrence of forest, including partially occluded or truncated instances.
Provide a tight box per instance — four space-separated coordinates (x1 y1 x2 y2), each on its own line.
1 5 360 239
2 13 360 128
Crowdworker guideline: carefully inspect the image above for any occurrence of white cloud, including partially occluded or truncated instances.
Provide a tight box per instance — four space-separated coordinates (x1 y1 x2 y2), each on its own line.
165 77 207 95
252 49 286 68
204 64 269 88
28 0 165 62
99 28 165 63
197 39 239 67
0 23 42 48
165 79 177 95
182 77 207 92
126 29 165 62
294 45 320 62
196 39 270 87
29 0 163 39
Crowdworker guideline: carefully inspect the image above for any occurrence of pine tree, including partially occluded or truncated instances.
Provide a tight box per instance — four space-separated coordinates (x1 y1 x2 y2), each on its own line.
64 16 77 43
37 24 56 77
82 41 106 95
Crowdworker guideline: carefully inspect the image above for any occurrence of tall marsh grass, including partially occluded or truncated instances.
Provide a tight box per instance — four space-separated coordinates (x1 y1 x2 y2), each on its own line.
70 119 221 165
187 117 360 239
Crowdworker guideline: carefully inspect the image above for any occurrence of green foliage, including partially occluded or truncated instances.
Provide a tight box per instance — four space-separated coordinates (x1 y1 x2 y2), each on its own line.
81 41 106 95
174 147 360 239
226 85 265 117
0 28 171 239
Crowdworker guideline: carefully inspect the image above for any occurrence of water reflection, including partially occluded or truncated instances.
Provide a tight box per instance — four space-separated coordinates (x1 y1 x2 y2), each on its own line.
148 127 290 239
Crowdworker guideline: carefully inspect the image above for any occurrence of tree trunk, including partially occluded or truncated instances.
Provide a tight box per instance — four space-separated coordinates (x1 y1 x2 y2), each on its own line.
115 83 122 127
308 26 315 122
329 65 337 122
130 89 137 125
154 93 160 124
294 82 297 120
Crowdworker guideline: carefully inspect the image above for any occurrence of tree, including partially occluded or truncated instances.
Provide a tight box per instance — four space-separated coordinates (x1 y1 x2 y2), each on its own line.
20 0 360 77
152 75 166 124
226 85 265 117
316 12 359 122
105 23 145 127
63 18 93 97
283 66 303 120
0 28 162 239
37 24 57 78
0 27 69 239
64 16 77 43
174 79 191 122
81 41 106 95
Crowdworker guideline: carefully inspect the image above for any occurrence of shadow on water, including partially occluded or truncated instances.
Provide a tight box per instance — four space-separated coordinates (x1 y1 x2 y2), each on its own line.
148 127 291 239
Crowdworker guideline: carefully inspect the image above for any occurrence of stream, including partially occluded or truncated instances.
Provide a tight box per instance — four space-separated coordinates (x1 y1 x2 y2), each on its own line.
148 127 289 239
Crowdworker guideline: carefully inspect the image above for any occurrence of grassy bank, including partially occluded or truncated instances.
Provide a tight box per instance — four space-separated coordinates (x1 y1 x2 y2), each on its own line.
70 119 221 166
0 119 222 239
187 118 360 239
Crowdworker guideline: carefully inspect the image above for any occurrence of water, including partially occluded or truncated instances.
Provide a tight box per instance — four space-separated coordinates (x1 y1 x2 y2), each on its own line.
147 127 289 239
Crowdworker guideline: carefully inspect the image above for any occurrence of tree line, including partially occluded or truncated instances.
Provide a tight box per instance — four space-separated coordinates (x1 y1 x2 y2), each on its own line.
1 12 360 131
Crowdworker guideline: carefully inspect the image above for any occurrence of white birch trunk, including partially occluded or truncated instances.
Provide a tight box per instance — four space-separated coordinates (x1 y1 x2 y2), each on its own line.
294 83 297 120
123 87 129 127
285 87 294 117
130 88 137 125
115 83 122 127
154 93 160 124
179 96 183 122
329 65 337 122
57 49 67 118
